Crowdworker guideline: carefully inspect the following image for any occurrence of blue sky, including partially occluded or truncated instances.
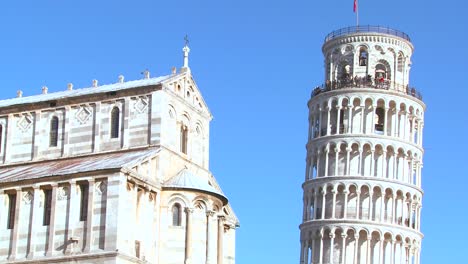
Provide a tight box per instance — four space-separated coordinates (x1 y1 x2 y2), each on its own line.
0 0 466 263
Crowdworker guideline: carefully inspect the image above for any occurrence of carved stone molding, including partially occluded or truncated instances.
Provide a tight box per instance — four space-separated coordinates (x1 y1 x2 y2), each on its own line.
22 191 33 204
58 186 70 200
96 181 107 195
75 106 92 125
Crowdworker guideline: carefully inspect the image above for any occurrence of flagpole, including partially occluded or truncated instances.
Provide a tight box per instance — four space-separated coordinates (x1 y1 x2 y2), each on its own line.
356 0 359 27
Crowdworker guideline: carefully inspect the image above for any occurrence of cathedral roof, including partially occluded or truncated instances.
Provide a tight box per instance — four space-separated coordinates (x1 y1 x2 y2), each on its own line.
0 148 159 183
163 168 228 205
0 75 171 108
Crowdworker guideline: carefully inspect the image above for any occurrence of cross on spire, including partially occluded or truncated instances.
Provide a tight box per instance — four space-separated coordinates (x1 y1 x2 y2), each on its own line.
184 34 189 47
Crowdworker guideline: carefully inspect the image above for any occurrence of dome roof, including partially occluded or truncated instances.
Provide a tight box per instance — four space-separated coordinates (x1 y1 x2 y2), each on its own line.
163 169 228 204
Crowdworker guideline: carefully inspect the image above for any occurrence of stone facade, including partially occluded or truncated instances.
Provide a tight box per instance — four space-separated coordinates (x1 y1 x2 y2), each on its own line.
300 26 425 264
0 45 238 263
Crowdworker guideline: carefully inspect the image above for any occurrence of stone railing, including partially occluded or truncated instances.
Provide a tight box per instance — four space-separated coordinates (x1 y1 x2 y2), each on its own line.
324 25 411 42
311 78 423 100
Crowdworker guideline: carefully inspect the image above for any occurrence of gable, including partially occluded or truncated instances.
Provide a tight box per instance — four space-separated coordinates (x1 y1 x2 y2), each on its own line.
162 72 212 119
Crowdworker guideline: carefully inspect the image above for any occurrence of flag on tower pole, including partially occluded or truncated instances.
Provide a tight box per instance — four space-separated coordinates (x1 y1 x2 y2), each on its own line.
354 0 359 27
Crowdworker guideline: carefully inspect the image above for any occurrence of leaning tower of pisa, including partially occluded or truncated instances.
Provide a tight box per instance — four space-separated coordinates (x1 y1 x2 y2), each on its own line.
299 26 425 264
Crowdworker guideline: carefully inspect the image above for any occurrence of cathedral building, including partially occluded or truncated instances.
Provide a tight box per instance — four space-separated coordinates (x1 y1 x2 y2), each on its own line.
0 44 238 263
300 26 425 264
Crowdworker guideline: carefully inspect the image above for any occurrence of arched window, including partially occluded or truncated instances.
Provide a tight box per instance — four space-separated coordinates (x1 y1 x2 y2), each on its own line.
180 125 188 154
359 47 368 66
172 203 182 226
375 64 387 79
111 107 120 138
375 107 385 133
49 117 59 147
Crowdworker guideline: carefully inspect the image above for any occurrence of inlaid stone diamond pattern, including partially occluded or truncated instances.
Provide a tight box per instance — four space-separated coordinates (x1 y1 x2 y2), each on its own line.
17 114 33 132
76 106 92 124
134 97 148 113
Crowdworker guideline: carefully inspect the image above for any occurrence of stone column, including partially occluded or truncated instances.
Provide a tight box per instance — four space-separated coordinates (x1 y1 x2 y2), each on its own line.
311 237 316 264
326 107 331 136
384 107 389 136
379 239 384 264
346 147 351 175
382 150 387 179
31 111 40 160
340 234 346 264
321 190 326 220
300 240 305 264
370 150 375 176
329 233 335 264
313 192 318 220
331 191 337 219
360 105 365 134
358 147 363 175
324 147 329 177
217 215 225 264
353 235 359 264
303 240 309 264
343 191 349 219
46 184 58 257
206 211 215 264
336 106 342 134
377 194 383 223
389 240 394 264
122 98 130 148
185 208 194 264
409 203 415 229
371 105 376 134
368 191 373 221
85 178 95 252
303 197 308 221
347 105 353 134
3 114 14 162
334 147 339 176
316 150 321 177
27 186 41 258
355 191 361 220
62 106 71 157
366 236 372 264
419 123 424 146
318 233 324 264
318 108 323 136
93 102 101 153
0 191 4 234
400 242 405 264
67 181 79 254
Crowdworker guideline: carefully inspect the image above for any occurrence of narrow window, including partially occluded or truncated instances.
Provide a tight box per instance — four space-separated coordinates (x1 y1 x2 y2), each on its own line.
359 48 368 66
49 117 59 147
43 189 52 226
375 107 385 133
135 240 141 258
172 203 182 226
111 107 120 138
79 184 89 221
180 125 188 154
7 194 16 229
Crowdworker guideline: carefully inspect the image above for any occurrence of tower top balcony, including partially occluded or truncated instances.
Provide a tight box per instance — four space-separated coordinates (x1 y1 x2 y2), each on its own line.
324 25 411 43
322 25 416 96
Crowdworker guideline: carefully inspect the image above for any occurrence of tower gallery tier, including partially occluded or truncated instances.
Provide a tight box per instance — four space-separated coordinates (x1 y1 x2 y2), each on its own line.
299 26 425 264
